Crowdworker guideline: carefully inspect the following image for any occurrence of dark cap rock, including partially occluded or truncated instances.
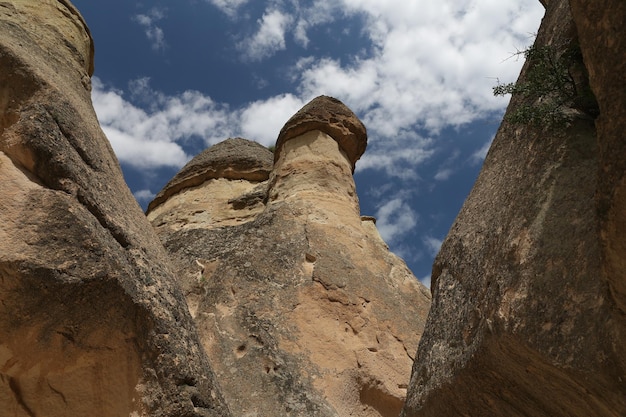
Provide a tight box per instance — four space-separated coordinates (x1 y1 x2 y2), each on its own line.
147 138 273 213
275 96 367 171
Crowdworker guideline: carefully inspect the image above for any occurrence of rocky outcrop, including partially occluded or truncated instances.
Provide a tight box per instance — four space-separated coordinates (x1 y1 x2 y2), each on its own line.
569 0 626 318
401 1 626 416
147 138 273 232
8 0 625 415
0 1 230 416
149 96 432 417
274 96 367 172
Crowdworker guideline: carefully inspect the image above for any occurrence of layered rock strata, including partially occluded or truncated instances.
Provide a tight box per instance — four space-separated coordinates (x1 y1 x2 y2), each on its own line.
402 1 626 416
148 138 273 232
148 96 432 417
0 1 230 416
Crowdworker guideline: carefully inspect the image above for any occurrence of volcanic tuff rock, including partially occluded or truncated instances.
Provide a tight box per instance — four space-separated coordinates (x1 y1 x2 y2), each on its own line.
148 96 432 417
0 1 230 416
569 0 626 318
147 138 274 214
401 0 626 416
5 0 625 416
274 95 368 172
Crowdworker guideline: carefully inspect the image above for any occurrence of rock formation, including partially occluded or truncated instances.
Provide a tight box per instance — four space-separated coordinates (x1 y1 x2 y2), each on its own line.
401 0 626 416
4 0 626 416
0 2 230 416
146 96 432 417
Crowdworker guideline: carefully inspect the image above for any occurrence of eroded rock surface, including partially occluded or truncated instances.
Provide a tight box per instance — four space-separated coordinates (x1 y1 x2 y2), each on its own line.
569 0 626 319
147 138 273 232
275 95 367 171
0 1 230 416
149 97 431 417
402 1 626 416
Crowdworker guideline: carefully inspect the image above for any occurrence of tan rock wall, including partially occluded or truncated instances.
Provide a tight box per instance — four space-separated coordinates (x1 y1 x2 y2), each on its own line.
0 2 230 416
401 1 626 416
150 101 431 417
569 0 626 316
148 178 266 232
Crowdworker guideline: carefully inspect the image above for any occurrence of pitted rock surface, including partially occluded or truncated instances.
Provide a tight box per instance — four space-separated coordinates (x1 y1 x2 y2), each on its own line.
275 95 367 171
401 1 626 416
150 102 430 417
147 138 273 213
0 2 230 416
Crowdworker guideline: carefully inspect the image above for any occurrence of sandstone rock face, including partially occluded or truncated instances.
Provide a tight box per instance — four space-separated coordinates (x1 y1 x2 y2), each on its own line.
149 96 431 417
569 0 626 319
148 138 273 233
275 95 367 172
402 1 626 416
0 2 230 416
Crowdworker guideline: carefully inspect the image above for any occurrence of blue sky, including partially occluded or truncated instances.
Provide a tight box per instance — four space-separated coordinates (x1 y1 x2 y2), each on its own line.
72 0 544 287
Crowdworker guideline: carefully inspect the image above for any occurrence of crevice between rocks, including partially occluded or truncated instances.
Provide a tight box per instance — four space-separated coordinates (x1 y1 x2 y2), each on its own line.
8 376 36 417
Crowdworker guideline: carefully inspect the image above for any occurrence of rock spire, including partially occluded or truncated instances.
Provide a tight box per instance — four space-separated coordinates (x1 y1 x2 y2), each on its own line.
148 96 431 417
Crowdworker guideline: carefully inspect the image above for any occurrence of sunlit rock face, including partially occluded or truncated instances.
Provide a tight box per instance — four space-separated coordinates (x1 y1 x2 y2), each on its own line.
401 1 626 416
0 1 230 416
149 96 432 417
147 138 274 232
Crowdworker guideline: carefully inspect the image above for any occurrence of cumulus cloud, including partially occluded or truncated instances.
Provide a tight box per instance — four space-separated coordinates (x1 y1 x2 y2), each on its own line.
92 77 237 169
294 0 542 135
238 10 293 61
375 197 418 244
240 94 305 145
357 138 434 179
291 1 344 47
133 189 156 202
423 235 443 257
93 0 542 180
134 8 167 51
206 0 250 18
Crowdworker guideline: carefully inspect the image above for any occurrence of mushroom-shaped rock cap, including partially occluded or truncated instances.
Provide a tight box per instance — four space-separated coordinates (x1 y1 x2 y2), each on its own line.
147 138 273 213
275 96 367 170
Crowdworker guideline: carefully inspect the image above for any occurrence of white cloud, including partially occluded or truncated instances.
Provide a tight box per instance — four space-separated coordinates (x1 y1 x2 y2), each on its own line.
434 169 454 181
134 8 167 51
357 138 434 179
92 77 237 170
206 0 250 18
375 197 418 244
423 235 443 257
294 0 542 135
293 19 310 48
470 135 495 165
240 94 305 145
290 1 344 47
433 149 461 181
238 10 293 61
102 126 189 169
133 189 156 202
92 0 542 180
